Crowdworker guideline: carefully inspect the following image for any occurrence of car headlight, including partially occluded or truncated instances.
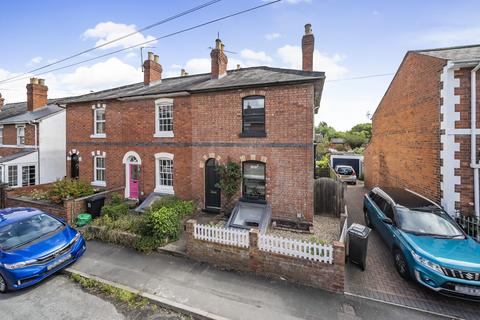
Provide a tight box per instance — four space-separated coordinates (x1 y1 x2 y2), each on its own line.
3 259 37 270
70 232 81 244
411 251 444 274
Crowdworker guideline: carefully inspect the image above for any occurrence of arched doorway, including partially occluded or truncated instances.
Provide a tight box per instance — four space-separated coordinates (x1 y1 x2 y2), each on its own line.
123 152 142 199
70 154 79 179
205 158 221 212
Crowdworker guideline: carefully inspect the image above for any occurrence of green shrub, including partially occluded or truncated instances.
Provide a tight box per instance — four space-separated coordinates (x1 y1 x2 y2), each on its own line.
92 214 145 234
101 203 130 219
110 192 123 205
144 207 180 241
133 236 163 253
147 196 195 217
49 178 94 203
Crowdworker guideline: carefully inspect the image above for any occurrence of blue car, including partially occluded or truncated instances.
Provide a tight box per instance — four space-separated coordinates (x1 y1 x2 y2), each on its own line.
364 187 480 299
0 208 86 292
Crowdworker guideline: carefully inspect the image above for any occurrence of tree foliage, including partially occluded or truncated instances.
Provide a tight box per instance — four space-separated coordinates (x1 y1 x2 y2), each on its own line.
315 122 372 154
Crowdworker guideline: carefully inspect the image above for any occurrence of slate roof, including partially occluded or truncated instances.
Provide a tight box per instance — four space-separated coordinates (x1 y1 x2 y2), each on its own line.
0 148 36 163
0 105 64 124
0 99 63 123
415 44 480 61
59 66 325 104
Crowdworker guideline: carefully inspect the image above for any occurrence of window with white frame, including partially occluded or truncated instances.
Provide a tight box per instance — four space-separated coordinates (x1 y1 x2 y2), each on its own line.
154 99 174 137
155 153 174 193
0 125 3 145
93 155 106 186
21 165 36 186
0 166 3 183
16 125 25 145
8 166 18 187
92 104 106 137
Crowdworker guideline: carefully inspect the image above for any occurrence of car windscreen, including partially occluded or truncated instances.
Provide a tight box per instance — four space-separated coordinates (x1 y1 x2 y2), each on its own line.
395 206 464 238
337 167 354 175
0 214 64 250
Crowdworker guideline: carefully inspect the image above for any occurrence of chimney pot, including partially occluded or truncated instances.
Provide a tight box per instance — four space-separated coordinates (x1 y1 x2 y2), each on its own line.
211 38 228 79
301 23 314 71
27 78 48 111
0 93 4 108
181 69 186 76
143 52 162 85
304 23 312 35
237 64 240 70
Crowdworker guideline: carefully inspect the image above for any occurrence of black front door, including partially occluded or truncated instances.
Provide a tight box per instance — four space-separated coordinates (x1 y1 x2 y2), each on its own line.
205 158 221 211
71 154 79 179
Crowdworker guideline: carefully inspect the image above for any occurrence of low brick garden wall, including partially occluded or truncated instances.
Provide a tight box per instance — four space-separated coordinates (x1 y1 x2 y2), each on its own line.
4 184 124 225
185 220 345 293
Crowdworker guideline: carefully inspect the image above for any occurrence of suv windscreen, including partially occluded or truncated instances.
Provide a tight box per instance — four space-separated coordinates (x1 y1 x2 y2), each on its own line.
395 206 464 238
0 214 64 250
337 167 354 175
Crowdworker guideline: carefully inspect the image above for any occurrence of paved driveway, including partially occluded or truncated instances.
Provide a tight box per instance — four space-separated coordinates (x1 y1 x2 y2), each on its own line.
0 275 124 320
345 183 480 320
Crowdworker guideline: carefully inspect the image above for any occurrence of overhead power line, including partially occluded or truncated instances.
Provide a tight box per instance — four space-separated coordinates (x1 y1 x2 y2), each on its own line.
0 0 222 84
325 73 395 82
0 0 281 86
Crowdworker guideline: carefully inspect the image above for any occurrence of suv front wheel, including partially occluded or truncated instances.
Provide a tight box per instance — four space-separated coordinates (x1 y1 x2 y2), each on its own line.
363 207 373 228
393 248 410 280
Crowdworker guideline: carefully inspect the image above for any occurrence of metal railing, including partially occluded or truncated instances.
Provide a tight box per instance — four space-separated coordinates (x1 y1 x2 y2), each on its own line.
457 215 480 242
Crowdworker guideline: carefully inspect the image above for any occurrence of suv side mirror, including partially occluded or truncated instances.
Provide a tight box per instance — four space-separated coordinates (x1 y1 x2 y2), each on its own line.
382 217 393 225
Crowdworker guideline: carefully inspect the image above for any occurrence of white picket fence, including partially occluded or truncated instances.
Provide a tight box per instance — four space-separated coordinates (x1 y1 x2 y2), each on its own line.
194 224 250 248
258 234 334 264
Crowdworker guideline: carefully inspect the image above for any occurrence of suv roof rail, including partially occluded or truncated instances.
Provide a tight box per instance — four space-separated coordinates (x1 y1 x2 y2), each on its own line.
404 188 442 209
372 186 396 205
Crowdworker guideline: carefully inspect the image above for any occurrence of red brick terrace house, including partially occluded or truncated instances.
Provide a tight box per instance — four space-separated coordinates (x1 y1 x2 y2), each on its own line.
364 44 480 218
61 24 324 223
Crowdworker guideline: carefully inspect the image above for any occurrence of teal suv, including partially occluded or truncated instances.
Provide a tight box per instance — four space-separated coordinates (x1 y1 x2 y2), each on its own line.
364 187 480 299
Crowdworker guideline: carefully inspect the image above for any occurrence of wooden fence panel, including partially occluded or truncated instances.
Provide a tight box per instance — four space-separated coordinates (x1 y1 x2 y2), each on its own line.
314 178 345 216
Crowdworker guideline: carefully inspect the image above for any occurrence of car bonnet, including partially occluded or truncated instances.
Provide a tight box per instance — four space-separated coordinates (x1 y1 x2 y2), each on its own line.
401 230 480 270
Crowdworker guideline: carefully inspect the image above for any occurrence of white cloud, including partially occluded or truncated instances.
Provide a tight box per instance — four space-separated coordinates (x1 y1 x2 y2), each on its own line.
0 58 142 103
27 56 42 66
240 49 272 63
265 32 281 40
82 21 157 50
419 26 480 47
185 58 211 74
277 45 348 79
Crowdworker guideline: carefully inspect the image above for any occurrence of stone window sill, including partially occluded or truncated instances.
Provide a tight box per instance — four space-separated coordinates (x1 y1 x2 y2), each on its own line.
90 134 106 139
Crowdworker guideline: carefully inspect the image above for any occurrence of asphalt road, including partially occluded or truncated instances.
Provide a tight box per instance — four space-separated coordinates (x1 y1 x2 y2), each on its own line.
0 275 124 320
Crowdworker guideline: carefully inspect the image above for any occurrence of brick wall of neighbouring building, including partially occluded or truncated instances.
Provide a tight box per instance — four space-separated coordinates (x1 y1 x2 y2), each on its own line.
0 123 37 157
185 220 345 293
451 68 480 215
364 52 446 203
66 83 315 221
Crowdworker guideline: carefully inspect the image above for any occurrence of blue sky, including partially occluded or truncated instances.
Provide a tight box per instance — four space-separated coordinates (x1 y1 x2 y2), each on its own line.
0 0 479 130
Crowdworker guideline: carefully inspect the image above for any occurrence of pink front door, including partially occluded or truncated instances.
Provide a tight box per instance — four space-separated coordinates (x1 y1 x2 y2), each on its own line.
129 164 140 199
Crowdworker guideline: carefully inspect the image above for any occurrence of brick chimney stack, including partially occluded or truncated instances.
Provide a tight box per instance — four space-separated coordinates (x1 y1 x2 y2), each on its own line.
27 77 48 111
0 93 4 108
210 38 228 79
143 52 162 85
302 23 314 72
